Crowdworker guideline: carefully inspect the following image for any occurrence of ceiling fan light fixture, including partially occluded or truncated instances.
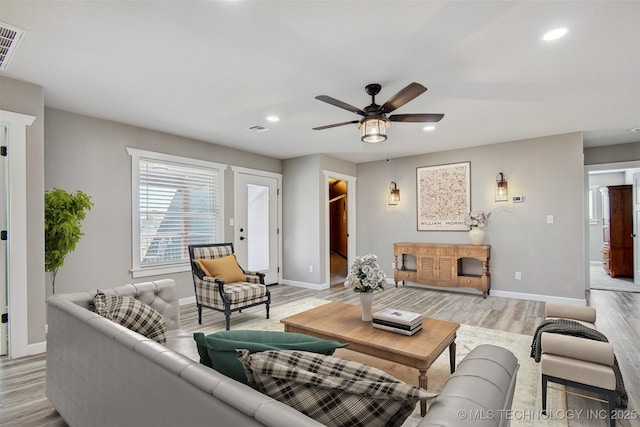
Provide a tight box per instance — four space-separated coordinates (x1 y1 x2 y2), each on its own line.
358 117 390 143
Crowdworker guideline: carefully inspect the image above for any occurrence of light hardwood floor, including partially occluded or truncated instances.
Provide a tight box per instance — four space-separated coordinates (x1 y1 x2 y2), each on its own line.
0 284 637 426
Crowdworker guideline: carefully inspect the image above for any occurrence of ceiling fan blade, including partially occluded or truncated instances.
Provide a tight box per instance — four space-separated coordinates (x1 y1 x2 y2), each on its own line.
313 120 360 130
389 113 444 123
381 82 427 113
315 95 365 116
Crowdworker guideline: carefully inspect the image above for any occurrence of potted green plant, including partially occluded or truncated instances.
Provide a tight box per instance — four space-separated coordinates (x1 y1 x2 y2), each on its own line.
44 188 93 293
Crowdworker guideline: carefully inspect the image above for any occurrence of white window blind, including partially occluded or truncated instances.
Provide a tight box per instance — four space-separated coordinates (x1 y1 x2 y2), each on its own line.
127 148 225 277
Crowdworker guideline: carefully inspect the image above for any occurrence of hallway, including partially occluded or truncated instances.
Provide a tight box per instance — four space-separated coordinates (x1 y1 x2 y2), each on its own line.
590 261 639 292
330 251 347 286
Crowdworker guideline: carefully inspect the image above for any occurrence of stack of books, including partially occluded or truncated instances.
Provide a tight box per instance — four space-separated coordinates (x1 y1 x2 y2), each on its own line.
372 308 423 336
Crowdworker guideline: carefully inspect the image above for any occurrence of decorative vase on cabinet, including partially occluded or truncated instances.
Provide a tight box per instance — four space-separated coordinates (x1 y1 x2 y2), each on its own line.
468 227 485 245
359 292 374 321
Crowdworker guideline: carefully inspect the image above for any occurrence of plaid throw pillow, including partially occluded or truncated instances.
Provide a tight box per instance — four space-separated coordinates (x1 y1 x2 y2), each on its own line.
94 291 167 344
237 349 433 427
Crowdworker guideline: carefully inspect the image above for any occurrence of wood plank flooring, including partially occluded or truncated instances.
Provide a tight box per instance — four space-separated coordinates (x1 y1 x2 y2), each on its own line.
0 284 637 426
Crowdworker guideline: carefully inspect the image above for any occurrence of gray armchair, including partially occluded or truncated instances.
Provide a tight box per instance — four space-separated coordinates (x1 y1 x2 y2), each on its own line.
189 243 270 330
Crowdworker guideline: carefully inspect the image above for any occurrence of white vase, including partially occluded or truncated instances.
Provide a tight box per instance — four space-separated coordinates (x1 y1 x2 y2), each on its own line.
359 292 374 322
468 227 485 245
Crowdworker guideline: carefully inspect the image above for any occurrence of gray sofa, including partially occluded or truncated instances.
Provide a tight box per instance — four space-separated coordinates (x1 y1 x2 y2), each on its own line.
46 279 323 427
46 279 519 426
421 344 520 427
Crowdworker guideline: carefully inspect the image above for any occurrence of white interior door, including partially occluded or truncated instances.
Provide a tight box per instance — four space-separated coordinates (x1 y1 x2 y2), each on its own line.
633 172 640 286
0 125 7 356
233 169 280 285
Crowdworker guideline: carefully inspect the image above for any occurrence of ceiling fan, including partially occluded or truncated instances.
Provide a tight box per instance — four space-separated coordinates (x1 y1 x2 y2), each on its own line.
313 82 444 143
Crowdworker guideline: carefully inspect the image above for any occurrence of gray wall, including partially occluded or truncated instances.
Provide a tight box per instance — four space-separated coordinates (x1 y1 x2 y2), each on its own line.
584 141 640 165
282 154 356 285
44 108 282 299
13 85 628 347
282 155 321 284
281 133 586 301
356 132 586 300
0 76 46 344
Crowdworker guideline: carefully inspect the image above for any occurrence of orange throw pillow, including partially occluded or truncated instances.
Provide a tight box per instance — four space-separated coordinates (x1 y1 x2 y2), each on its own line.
197 255 247 284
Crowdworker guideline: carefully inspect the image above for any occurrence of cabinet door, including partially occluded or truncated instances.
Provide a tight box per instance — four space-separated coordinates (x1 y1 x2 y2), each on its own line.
419 255 456 285
419 256 436 281
436 256 456 283
608 185 633 277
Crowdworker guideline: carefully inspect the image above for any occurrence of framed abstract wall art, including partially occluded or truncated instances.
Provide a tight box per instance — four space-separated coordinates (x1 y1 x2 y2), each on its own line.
416 161 470 231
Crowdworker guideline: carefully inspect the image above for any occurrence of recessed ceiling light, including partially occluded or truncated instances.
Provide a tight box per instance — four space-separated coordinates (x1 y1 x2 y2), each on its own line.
423 125 436 132
543 27 568 41
266 115 280 123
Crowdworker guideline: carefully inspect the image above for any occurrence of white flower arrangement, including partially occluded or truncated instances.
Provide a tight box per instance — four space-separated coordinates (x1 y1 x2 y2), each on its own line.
466 210 490 228
344 254 386 293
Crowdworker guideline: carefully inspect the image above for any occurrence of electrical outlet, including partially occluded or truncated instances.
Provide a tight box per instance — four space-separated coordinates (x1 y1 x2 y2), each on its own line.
546 215 554 224
515 272 522 280
308 265 313 273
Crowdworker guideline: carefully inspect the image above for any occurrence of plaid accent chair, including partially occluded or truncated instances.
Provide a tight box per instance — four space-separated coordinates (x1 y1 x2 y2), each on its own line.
188 243 270 330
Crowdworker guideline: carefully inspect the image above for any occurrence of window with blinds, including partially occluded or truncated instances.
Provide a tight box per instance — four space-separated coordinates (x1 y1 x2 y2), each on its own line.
127 148 226 277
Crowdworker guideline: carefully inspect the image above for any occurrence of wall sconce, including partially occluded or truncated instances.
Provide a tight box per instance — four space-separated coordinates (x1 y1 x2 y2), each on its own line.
495 172 508 202
389 181 400 205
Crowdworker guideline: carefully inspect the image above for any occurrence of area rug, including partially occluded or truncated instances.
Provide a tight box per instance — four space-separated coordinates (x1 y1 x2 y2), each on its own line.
195 298 567 427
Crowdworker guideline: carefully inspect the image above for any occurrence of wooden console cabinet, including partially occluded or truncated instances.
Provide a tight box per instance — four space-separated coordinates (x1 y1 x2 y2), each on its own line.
394 242 491 298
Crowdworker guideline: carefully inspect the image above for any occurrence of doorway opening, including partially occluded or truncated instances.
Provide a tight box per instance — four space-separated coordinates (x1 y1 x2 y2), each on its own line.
587 163 640 292
329 178 348 286
324 171 356 288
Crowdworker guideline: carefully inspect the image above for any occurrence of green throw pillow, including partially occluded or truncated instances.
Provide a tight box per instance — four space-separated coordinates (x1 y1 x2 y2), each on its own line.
193 330 347 383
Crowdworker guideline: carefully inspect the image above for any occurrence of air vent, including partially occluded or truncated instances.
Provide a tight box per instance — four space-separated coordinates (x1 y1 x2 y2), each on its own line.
0 22 25 71
247 125 271 133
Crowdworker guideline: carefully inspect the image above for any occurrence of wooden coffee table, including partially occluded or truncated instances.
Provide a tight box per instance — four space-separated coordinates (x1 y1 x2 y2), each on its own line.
280 301 460 416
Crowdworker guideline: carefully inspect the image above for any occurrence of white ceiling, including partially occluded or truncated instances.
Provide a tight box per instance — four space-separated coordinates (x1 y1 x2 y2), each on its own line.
1 1 639 163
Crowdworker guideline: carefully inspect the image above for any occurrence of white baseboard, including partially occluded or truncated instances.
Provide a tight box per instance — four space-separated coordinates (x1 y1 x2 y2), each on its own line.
179 296 196 306
279 279 329 290
11 340 47 358
490 290 587 306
